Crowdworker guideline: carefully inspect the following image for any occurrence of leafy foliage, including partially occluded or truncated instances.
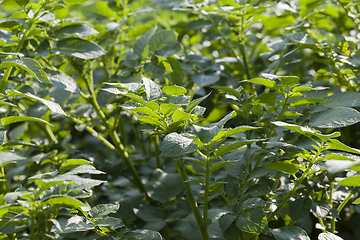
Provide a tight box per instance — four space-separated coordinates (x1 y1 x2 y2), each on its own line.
1 0 360 240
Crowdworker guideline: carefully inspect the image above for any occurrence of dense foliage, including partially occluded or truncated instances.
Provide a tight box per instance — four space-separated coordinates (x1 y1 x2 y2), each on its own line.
1 0 360 239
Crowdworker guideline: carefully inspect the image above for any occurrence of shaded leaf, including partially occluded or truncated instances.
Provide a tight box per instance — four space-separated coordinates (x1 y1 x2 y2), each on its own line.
160 132 197 157
56 38 106 59
192 74 220 87
310 107 360 128
45 69 80 93
271 226 310 240
289 198 312 221
0 57 50 83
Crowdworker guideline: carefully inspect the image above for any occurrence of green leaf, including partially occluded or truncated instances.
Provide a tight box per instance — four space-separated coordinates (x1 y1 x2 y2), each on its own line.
133 107 161 119
1 116 51 126
0 152 26 166
236 208 269 234
310 107 360 128
56 38 106 59
243 78 276 88
278 76 299 85
6 90 66 116
168 56 183 85
163 85 187 96
266 160 299 175
172 110 193 122
318 232 344 240
0 57 51 84
90 203 119 218
133 26 157 57
291 98 329 108
272 121 341 140
322 92 360 108
148 30 177 53
195 111 236 143
146 169 184 202
160 104 178 116
338 175 360 186
143 76 162 101
160 132 197 157
271 226 310 240
311 201 332 218
192 74 220 87
215 139 265 157
289 198 312 221
266 142 306 152
45 69 80 93
212 86 242 99
42 196 86 209
329 35 351 57
185 92 211 113
14 0 29 8
63 165 105 175
59 159 92 174
53 24 98 38
144 56 165 79
210 160 239 173
290 32 316 45
94 217 124 229
327 139 360 154
252 93 276 106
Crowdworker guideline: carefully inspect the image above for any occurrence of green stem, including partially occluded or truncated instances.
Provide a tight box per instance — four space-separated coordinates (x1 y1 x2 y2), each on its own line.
81 66 148 197
0 0 51 93
203 144 211 232
337 192 354 213
175 158 209 240
268 142 324 222
239 13 252 80
69 116 116 151
154 135 161 168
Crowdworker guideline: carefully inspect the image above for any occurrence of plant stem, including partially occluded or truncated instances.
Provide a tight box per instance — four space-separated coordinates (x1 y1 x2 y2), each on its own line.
268 142 324 222
203 144 211 232
337 192 354 213
154 135 161 168
175 158 209 240
80 65 148 197
239 13 252 80
0 0 51 93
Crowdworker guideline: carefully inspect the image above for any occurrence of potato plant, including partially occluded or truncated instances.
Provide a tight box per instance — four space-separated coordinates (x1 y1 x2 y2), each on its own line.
1 0 360 240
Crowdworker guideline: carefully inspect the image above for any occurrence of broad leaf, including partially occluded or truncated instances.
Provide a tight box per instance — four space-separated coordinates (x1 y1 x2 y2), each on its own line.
163 85 187 96
148 30 177 53
311 201 332 218
143 76 162 101
243 78 276 88
289 198 312 221
56 38 106 59
236 208 269 234
45 69 80 93
133 26 157 57
195 111 236 143
192 74 220 87
266 160 299 175
90 203 119 218
310 107 360 128
146 169 184 202
271 226 310 240
318 232 344 240
338 175 360 186
1 116 51 126
0 152 26 166
160 132 197 157
6 90 66 115
0 57 51 83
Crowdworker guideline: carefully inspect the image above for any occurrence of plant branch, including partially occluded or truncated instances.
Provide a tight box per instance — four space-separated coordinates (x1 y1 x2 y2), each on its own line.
0 0 51 93
175 158 209 240
268 142 324 222
203 144 211 232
